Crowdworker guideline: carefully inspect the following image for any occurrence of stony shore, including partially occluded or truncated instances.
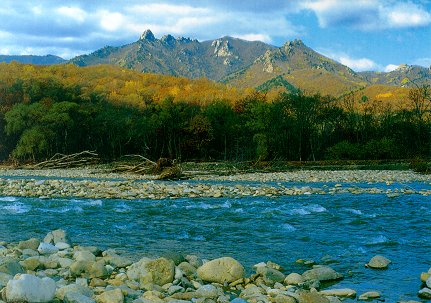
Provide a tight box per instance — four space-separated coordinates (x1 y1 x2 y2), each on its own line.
0 168 430 200
0 229 426 303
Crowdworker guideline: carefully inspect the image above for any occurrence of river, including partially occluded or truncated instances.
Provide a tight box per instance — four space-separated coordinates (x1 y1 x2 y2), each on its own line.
1 180 430 302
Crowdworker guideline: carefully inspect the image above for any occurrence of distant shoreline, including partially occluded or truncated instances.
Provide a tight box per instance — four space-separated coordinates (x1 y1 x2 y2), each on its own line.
0 167 430 200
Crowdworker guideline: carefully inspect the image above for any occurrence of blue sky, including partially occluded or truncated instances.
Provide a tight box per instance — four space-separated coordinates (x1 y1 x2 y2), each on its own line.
0 0 430 72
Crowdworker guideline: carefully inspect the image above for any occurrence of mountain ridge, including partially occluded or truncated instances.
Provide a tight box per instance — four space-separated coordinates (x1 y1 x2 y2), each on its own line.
1 30 429 97
0 54 65 65
68 30 430 97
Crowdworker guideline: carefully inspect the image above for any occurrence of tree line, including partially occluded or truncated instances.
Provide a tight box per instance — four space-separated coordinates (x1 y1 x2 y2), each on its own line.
0 63 430 163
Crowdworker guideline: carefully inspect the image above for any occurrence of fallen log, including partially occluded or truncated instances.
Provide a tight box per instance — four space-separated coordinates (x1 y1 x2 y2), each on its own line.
32 151 99 169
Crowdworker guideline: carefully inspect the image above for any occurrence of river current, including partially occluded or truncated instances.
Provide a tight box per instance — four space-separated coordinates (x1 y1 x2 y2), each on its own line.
1 180 430 302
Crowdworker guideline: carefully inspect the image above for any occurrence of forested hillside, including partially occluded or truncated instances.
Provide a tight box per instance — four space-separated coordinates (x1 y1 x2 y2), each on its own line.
0 62 430 163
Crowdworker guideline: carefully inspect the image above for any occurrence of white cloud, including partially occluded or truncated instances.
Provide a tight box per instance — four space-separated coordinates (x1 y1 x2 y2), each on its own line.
319 48 380 71
339 56 378 72
302 0 431 30
232 33 272 43
56 6 87 23
99 11 126 32
387 2 431 27
128 3 210 16
384 64 398 72
32 5 43 15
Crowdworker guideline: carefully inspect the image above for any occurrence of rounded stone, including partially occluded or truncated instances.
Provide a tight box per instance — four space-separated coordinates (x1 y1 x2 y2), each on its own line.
6 274 56 303
366 255 391 269
284 273 304 285
197 257 244 284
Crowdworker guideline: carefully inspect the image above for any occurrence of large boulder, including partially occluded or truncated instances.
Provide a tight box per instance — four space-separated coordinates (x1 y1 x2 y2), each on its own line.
56 283 94 300
0 272 12 288
5 274 56 302
366 255 391 269
44 229 71 245
0 257 24 275
95 288 124 303
256 266 285 285
64 292 96 303
296 291 330 303
197 257 244 283
37 242 59 255
302 265 343 282
127 257 175 287
284 273 304 285
74 251 96 263
319 288 356 298
18 238 40 251
20 256 41 271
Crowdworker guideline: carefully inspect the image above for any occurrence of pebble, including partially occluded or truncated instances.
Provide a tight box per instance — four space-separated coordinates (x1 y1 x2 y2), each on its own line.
0 169 429 200
1 230 403 303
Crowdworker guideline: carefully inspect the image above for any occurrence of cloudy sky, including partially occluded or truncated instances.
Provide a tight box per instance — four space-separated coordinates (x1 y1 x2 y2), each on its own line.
0 0 430 72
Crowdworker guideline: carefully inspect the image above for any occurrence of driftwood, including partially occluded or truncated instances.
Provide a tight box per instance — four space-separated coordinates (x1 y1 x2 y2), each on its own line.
113 155 184 179
32 151 99 169
112 155 157 174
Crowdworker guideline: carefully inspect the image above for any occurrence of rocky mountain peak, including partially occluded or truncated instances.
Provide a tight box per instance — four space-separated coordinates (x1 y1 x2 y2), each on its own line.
140 29 156 42
212 39 233 57
283 39 305 48
161 34 176 45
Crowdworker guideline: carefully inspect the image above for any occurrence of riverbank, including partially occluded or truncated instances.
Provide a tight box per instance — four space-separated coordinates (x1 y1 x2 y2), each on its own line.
0 167 430 200
0 229 424 303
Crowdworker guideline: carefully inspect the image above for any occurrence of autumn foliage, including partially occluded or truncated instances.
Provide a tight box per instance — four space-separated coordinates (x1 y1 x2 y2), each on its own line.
0 62 430 162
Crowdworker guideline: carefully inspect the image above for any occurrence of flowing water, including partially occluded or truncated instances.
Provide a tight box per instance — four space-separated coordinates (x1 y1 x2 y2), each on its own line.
1 180 431 302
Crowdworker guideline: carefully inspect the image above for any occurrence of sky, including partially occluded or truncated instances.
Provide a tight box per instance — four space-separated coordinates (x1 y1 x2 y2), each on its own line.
0 0 430 72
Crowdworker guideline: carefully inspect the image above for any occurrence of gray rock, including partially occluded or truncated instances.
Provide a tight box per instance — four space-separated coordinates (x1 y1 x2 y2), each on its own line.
197 257 244 283
178 262 197 277
366 255 391 269
70 260 94 277
64 292 96 303
89 261 108 278
284 273 304 285
273 294 296 303
20 256 41 271
5 274 56 303
0 257 24 275
44 229 71 245
358 291 380 300
426 276 431 288
127 257 175 287
38 242 59 255
296 291 330 303
74 251 96 262
0 272 12 288
56 284 94 300
196 285 218 298
18 238 41 250
56 242 72 250
256 266 285 285
185 255 203 268
302 265 343 282
319 288 356 298
104 254 133 268
21 249 39 257
418 287 431 299
95 288 124 303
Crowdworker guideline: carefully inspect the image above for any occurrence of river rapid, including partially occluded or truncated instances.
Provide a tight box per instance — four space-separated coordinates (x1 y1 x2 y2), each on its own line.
1 178 431 302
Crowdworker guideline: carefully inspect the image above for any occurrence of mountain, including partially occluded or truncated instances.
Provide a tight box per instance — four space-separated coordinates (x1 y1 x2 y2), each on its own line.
68 30 431 97
224 39 370 96
359 64 431 87
0 55 65 65
70 29 275 81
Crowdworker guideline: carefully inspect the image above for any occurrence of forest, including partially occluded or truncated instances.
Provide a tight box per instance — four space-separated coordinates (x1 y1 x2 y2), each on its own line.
0 62 430 163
